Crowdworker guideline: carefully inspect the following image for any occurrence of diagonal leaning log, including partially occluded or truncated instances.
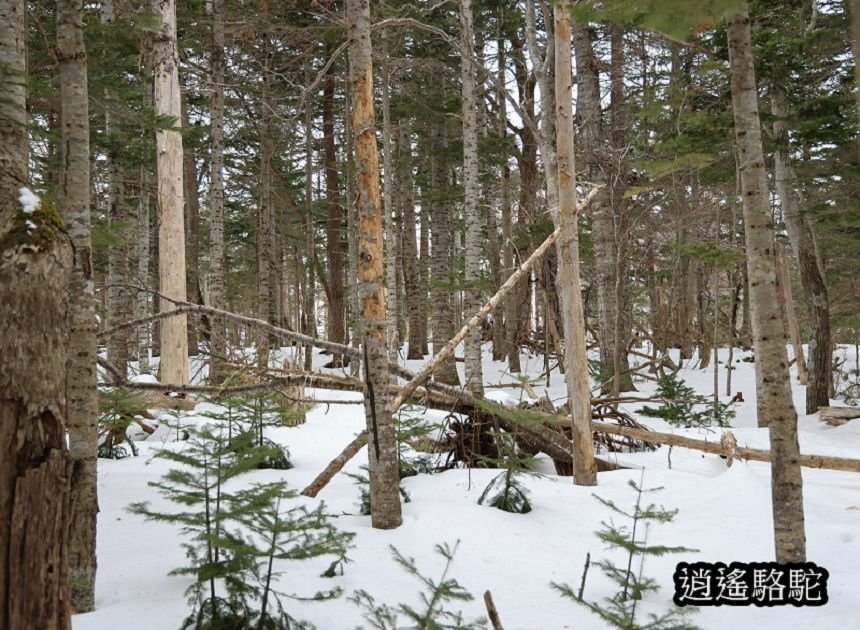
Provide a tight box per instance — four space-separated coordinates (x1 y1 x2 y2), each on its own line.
300 187 602 497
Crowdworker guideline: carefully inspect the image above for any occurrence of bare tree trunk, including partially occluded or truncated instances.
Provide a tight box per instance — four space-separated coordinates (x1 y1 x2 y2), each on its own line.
494 30 510 363
727 6 805 563
152 0 189 385
850 0 860 139
417 182 429 357
399 123 425 360
303 64 316 371
0 0 27 237
136 41 153 375
58 0 97 612
1 3 72 623
103 0 130 380
208 0 226 376
182 94 201 354
460 0 484 395
525 0 558 209
555 1 597 486
778 252 807 384
347 0 402 529
257 49 273 369
430 119 460 385
380 29 399 358
771 87 829 412
507 38 536 374
323 49 346 358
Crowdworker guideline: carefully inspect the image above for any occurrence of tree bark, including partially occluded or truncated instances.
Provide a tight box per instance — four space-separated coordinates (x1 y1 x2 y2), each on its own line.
0 214 73 629
770 87 830 412
58 0 98 612
727 6 805 563
555 1 598 486
323 48 347 358
152 0 189 385
380 29 399 358
347 0 402 529
1 7 73 621
257 47 274 369
398 123 425 360
460 0 484 395
208 0 227 377
0 0 27 237
429 118 460 385
181 94 201 354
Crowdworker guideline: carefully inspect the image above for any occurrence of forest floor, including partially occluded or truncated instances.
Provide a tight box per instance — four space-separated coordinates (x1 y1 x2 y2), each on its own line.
73 343 860 630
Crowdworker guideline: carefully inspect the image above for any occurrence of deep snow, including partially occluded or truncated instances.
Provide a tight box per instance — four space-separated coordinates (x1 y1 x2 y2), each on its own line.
73 344 860 630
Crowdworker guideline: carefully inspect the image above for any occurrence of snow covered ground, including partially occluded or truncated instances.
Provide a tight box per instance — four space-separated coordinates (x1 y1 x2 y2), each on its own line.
74 344 860 630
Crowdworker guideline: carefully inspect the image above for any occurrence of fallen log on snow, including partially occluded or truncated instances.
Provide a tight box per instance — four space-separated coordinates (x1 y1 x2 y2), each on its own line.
818 406 860 426
590 421 860 473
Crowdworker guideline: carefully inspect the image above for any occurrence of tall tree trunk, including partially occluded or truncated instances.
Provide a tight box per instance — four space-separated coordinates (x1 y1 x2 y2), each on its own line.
771 87 830 413
1 2 72 624
430 118 460 385
323 49 347 360
208 0 226 376
460 0 484 395
850 0 860 138
257 48 273 369
103 0 130 380
0 0 27 237
525 0 558 209
508 38 537 374
380 29 399 358
182 94 201 354
727 6 805 563
58 0 97 612
152 0 189 385
398 123 424 360
555 1 597 486
492 30 510 363
417 180 429 357
346 0 402 529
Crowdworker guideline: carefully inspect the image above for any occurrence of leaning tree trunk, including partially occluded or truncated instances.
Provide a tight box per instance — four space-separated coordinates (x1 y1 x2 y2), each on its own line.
460 0 484 395
727 6 805 563
1 3 72 626
346 0 402 530
555 1 597 486
771 87 830 413
152 0 189 385
58 0 98 612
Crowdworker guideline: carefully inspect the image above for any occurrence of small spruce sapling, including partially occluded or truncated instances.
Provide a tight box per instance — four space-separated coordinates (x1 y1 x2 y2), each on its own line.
351 541 487 630
477 432 539 514
129 426 349 628
198 394 293 470
232 483 355 629
552 473 700 630
98 388 147 458
639 374 734 428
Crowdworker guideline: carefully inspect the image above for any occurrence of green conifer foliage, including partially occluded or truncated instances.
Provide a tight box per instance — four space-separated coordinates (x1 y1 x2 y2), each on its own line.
351 541 487 630
553 476 700 630
129 426 353 629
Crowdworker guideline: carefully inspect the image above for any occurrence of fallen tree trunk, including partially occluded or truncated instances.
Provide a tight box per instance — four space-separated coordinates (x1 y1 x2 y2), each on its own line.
818 407 860 426
591 421 860 473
